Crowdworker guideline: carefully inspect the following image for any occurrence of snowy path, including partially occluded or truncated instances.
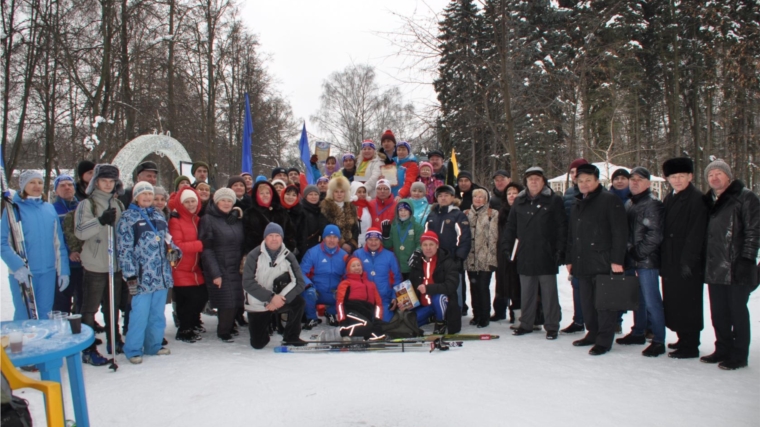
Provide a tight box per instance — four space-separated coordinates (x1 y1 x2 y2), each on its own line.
2 261 758 426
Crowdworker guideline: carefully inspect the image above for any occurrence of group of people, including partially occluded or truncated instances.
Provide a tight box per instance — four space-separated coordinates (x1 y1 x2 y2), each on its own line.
2 129 758 371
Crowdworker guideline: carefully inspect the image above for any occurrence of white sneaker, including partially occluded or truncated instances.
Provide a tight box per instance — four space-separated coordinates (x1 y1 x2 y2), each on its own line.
129 356 143 364
157 347 171 356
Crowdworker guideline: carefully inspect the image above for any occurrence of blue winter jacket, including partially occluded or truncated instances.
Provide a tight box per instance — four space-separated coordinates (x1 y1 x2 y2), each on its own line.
352 246 401 302
116 204 175 294
52 197 81 268
1 193 69 277
299 243 348 295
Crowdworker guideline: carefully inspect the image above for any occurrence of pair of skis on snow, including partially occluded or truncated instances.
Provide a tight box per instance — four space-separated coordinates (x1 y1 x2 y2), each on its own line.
275 334 499 353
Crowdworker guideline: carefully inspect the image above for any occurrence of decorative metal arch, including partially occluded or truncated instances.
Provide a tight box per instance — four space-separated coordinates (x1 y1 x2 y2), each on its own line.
112 134 192 187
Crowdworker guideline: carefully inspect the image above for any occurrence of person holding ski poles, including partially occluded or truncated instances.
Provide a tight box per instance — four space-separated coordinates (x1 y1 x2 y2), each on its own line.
117 182 176 364
74 164 126 366
2 170 69 321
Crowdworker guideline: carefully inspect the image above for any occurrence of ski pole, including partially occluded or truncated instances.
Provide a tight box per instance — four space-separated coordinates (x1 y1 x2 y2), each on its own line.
107 224 119 372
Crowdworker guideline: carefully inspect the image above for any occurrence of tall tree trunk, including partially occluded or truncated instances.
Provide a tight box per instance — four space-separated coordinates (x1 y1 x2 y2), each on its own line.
121 0 134 142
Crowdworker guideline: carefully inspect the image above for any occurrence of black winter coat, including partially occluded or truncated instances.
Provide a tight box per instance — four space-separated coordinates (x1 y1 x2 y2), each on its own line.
661 183 707 279
425 202 472 262
409 248 462 334
198 202 245 309
243 181 297 255
299 199 330 260
285 203 305 259
489 187 506 210
566 184 628 277
496 199 521 302
503 186 567 276
704 180 760 286
625 189 664 270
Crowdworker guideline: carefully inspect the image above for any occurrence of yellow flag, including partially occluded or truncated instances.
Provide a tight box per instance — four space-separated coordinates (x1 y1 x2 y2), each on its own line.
450 149 459 178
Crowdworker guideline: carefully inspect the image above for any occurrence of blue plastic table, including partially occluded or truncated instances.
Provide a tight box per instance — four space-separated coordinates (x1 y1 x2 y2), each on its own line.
2 319 94 427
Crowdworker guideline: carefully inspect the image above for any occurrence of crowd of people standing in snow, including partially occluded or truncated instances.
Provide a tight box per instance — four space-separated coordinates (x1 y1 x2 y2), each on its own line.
2 129 758 370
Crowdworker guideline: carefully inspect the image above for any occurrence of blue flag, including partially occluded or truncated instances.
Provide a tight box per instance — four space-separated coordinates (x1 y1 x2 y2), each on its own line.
241 93 254 174
299 123 314 185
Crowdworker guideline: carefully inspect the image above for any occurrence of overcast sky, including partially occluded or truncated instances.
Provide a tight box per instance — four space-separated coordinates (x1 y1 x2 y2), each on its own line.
240 0 452 140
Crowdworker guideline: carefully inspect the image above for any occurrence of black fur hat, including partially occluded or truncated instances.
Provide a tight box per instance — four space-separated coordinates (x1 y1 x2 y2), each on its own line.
662 157 693 177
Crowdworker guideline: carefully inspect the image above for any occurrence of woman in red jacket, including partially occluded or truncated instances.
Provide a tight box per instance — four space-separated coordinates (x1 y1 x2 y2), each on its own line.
332 257 386 340
169 187 207 343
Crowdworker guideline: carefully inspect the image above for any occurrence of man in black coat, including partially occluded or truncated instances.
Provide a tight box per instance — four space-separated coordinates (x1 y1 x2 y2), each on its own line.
702 159 760 370
561 158 589 335
454 171 484 211
660 157 708 360
616 167 666 357
566 164 628 355
120 161 159 207
406 230 462 334
425 185 472 315
503 167 566 340
489 169 511 209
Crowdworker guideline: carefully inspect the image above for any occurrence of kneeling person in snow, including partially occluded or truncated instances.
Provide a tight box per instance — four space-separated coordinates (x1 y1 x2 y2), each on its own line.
117 182 177 364
243 223 306 349
401 230 461 335
324 257 386 341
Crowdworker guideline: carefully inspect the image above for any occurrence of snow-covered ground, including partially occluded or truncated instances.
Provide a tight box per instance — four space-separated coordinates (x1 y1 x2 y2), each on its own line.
2 261 758 426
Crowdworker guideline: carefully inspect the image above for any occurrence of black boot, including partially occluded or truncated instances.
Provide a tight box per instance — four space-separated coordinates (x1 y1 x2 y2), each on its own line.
433 321 447 335
642 342 665 357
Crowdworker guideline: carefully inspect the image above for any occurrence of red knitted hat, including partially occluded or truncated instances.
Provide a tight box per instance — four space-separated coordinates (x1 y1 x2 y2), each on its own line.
380 129 396 144
420 230 439 245
568 158 589 172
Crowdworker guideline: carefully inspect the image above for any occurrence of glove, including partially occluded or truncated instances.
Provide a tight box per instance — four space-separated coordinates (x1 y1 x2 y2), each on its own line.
98 208 117 226
58 275 70 292
381 220 391 239
408 249 422 269
167 249 181 265
13 267 31 285
310 154 319 165
680 265 692 279
170 210 180 219
489 265 497 272
126 276 139 296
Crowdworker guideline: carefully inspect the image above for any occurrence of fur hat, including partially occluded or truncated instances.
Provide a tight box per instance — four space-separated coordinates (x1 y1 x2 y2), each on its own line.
662 157 694 177
327 176 350 199
132 181 154 198
213 188 236 204
704 159 733 182
85 164 124 195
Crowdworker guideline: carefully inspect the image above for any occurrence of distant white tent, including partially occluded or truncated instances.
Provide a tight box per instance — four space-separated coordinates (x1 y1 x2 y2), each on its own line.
549 162 666 200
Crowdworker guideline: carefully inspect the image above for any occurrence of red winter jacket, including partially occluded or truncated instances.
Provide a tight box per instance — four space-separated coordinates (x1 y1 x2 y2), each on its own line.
169 188 205 287
336 266 383 321
368 197 397 226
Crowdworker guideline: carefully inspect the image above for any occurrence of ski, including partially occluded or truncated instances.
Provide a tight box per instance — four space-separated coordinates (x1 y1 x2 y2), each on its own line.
276 338 461 353
390 333 499 342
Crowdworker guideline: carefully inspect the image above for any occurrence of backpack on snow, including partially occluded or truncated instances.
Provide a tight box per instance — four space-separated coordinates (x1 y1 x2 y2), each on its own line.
381 310 424 339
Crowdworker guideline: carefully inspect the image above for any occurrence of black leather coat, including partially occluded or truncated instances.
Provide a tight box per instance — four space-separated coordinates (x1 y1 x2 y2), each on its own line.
625 189 664 269
704 180 760 286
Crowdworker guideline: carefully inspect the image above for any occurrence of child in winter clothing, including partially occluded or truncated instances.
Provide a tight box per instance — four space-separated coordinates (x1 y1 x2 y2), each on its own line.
383 200 423 279
333 257 386 340
350 182 372 247
117 182 177 364
417 162 443 204
392 141 419 198
409 182 431 226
